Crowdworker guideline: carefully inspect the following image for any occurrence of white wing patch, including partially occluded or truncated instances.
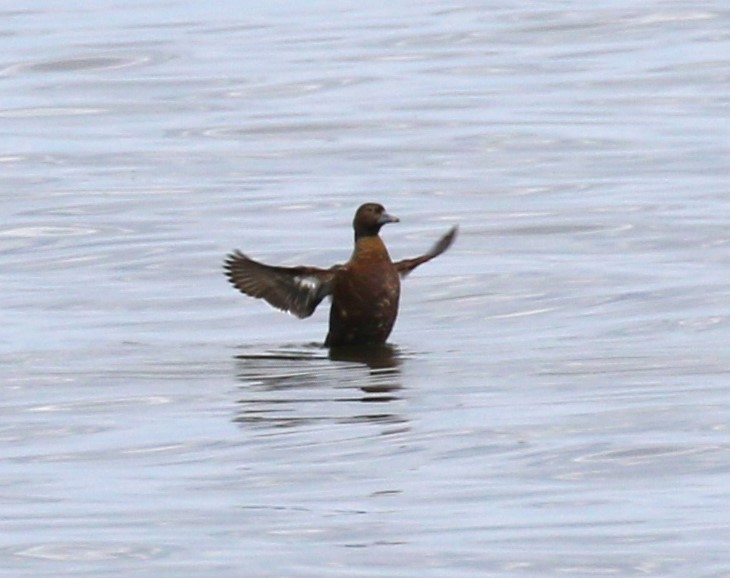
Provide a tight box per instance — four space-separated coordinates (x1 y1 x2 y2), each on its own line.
294 275 321 293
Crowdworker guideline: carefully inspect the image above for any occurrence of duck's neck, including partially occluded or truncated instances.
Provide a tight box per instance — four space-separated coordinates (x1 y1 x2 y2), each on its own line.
352 234 391 261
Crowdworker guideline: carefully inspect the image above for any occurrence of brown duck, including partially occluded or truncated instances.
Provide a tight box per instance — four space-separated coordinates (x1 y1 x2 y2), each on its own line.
224 203 457 347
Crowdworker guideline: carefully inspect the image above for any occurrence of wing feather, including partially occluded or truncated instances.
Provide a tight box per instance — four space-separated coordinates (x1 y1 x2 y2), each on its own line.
394 226 457 278
224 251 338 318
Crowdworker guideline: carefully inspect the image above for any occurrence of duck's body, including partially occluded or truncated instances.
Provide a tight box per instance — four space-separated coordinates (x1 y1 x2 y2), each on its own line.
224 203 456 347
326 234 400 346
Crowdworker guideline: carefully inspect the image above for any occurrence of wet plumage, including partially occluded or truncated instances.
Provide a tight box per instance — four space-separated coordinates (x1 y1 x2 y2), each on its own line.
224 203 457 347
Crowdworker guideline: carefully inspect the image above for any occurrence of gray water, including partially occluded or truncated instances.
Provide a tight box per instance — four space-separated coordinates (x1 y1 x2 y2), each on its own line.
2 1 730 576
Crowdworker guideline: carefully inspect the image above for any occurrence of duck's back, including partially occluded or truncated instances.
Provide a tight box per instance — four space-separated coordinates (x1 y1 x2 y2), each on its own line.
325 236 400 347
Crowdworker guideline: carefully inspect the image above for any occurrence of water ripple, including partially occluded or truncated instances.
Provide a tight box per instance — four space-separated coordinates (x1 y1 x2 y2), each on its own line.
233 343 406 431
1 53 168 76
12 542 168 562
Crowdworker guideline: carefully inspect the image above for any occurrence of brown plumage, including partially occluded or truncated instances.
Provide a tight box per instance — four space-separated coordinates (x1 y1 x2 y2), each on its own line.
224 203 457 347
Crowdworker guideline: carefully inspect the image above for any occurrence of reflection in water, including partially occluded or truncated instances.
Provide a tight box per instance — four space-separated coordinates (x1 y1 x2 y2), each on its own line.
328 343 400 370
329 343 401 397
232 343 405 430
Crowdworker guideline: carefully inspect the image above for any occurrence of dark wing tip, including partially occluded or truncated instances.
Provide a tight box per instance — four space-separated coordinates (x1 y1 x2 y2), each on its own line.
223 250 268 299
223 250 255 290
223 249 243 271
430 225 458 258
394 224 458 277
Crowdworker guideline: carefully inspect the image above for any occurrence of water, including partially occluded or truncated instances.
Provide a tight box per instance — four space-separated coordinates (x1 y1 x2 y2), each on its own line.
2 1 730 576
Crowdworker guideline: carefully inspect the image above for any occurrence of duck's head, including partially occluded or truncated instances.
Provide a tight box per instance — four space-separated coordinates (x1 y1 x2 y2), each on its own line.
353 203 399 239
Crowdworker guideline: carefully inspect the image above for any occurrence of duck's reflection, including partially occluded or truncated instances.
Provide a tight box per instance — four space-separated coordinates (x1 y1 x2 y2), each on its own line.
232 343 405 430
328 343 401 399
327 342 400 370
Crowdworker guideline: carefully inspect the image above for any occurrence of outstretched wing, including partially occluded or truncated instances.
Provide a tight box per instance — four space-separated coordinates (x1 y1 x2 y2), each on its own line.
224 251 339 318
394 225 457 278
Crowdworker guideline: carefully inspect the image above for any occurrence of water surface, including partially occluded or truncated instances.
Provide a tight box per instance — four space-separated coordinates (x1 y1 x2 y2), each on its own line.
2 2 730 577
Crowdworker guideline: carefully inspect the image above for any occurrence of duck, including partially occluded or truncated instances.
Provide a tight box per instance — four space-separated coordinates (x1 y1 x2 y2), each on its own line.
224 203 457 347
